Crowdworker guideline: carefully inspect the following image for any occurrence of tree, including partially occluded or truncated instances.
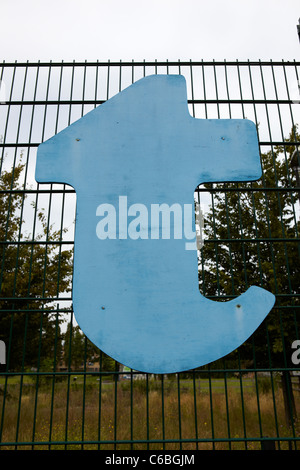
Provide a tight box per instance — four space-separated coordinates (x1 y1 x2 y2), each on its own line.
198 126 300 423
63 324 86 371
0 157 73 370
63 322 117 372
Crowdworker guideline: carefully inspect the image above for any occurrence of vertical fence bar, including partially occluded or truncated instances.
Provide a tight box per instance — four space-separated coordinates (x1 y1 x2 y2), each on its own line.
177 374 182 450
48 305 60 449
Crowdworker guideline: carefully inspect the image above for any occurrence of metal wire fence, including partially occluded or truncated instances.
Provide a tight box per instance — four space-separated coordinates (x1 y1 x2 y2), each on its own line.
0 60 299 450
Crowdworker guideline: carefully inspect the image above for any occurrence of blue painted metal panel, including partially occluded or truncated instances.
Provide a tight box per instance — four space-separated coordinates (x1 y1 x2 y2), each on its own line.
35 75 275 374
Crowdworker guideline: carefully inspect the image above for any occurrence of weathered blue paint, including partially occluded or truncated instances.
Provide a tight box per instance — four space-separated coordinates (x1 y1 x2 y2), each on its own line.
35 75 275 374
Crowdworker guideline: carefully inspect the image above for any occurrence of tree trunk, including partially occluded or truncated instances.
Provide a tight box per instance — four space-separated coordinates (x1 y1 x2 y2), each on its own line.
281 371 297 428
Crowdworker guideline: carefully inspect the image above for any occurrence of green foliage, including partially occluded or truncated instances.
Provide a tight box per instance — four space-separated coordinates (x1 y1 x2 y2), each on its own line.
199 126 300 367
257 375 278 395
0 158 73 370
63 322 117 372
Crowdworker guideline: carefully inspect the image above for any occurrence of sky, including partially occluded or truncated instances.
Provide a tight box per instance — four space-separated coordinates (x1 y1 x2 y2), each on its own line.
0 0 299 63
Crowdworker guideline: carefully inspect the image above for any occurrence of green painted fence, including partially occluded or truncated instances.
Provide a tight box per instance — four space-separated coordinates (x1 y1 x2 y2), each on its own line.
0 60 299 450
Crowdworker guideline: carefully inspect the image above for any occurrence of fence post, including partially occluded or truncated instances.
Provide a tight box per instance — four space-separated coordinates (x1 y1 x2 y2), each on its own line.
0 341 6 364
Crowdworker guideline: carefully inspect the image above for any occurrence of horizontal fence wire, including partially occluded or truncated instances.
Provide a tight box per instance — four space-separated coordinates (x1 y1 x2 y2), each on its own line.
0 60 299 450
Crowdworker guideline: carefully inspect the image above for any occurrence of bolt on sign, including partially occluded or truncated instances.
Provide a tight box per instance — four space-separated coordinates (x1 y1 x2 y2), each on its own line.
35 75 275 374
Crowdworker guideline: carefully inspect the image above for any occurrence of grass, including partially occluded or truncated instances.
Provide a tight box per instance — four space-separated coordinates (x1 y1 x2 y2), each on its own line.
0 375 299 450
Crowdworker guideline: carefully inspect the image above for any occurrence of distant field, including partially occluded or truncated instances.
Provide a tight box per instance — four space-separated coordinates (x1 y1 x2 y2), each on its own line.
1 373 299 450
